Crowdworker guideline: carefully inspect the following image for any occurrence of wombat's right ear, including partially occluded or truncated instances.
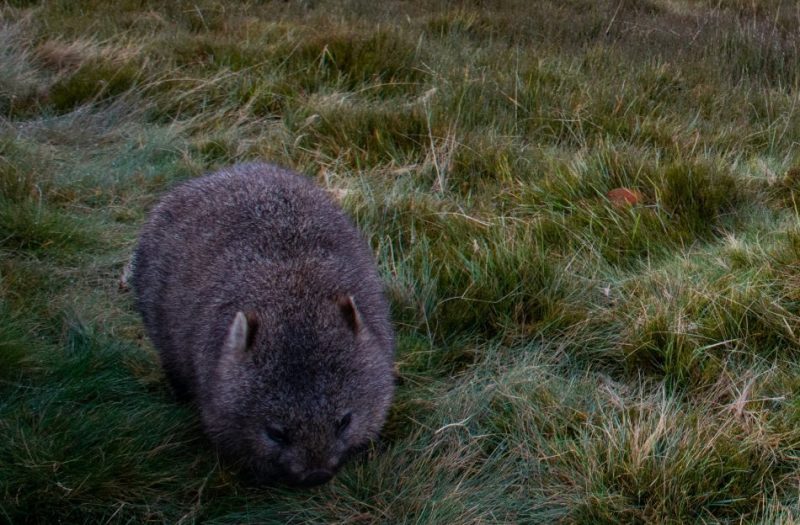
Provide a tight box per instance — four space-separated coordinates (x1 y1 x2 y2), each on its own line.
337 295 362 334
222 311 259 359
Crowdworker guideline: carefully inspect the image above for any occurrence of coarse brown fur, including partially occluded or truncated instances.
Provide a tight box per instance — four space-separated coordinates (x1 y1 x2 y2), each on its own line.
131 163 395 486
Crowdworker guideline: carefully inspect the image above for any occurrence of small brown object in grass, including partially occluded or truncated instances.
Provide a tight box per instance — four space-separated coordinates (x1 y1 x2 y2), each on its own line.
607 187 643 207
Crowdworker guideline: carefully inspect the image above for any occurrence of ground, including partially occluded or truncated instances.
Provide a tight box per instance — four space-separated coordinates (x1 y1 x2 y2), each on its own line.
2 0 800 523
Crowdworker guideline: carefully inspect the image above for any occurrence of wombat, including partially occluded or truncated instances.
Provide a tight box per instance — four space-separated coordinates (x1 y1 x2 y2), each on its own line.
131 163 395 486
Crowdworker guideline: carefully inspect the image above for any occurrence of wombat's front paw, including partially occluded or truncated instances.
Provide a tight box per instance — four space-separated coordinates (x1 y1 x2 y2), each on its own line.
118 260 133 292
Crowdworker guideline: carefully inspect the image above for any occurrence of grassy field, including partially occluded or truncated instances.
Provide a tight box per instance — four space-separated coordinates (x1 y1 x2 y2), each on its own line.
2 0 800 522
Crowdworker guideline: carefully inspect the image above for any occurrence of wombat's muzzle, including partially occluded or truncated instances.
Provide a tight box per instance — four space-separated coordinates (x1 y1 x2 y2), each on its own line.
241 464 335 488
295 469 334 487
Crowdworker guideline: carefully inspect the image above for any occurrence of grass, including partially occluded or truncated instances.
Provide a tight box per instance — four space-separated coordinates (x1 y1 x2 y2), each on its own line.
1 0 800 522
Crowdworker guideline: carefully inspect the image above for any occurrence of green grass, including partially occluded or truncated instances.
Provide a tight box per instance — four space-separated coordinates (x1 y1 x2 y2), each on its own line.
2 0 800 522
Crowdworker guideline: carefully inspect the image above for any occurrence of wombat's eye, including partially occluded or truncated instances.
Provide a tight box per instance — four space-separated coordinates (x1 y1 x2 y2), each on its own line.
264 425 289 446
336 412 352 436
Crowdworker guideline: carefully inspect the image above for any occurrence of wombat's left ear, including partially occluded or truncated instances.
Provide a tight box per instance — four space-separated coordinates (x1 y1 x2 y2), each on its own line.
337 295 362 334
222 311 259 359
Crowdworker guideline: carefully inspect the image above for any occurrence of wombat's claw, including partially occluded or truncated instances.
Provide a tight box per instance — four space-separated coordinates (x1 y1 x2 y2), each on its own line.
118 260 133 292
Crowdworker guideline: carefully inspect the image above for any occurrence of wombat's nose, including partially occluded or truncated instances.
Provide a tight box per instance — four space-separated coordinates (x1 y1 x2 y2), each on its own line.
300 469 333 486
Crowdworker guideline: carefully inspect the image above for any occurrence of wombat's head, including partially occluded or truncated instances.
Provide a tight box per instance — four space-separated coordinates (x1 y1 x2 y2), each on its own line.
203 295 394 487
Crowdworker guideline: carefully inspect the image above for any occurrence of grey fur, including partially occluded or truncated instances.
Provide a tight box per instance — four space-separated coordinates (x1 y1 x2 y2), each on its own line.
131 163 395 486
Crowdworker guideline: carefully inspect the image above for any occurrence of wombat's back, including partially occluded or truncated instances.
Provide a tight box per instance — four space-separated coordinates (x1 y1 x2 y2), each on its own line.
132 163 392 400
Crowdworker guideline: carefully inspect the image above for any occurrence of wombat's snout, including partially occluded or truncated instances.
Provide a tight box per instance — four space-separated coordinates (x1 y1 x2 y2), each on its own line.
295 469 333 487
